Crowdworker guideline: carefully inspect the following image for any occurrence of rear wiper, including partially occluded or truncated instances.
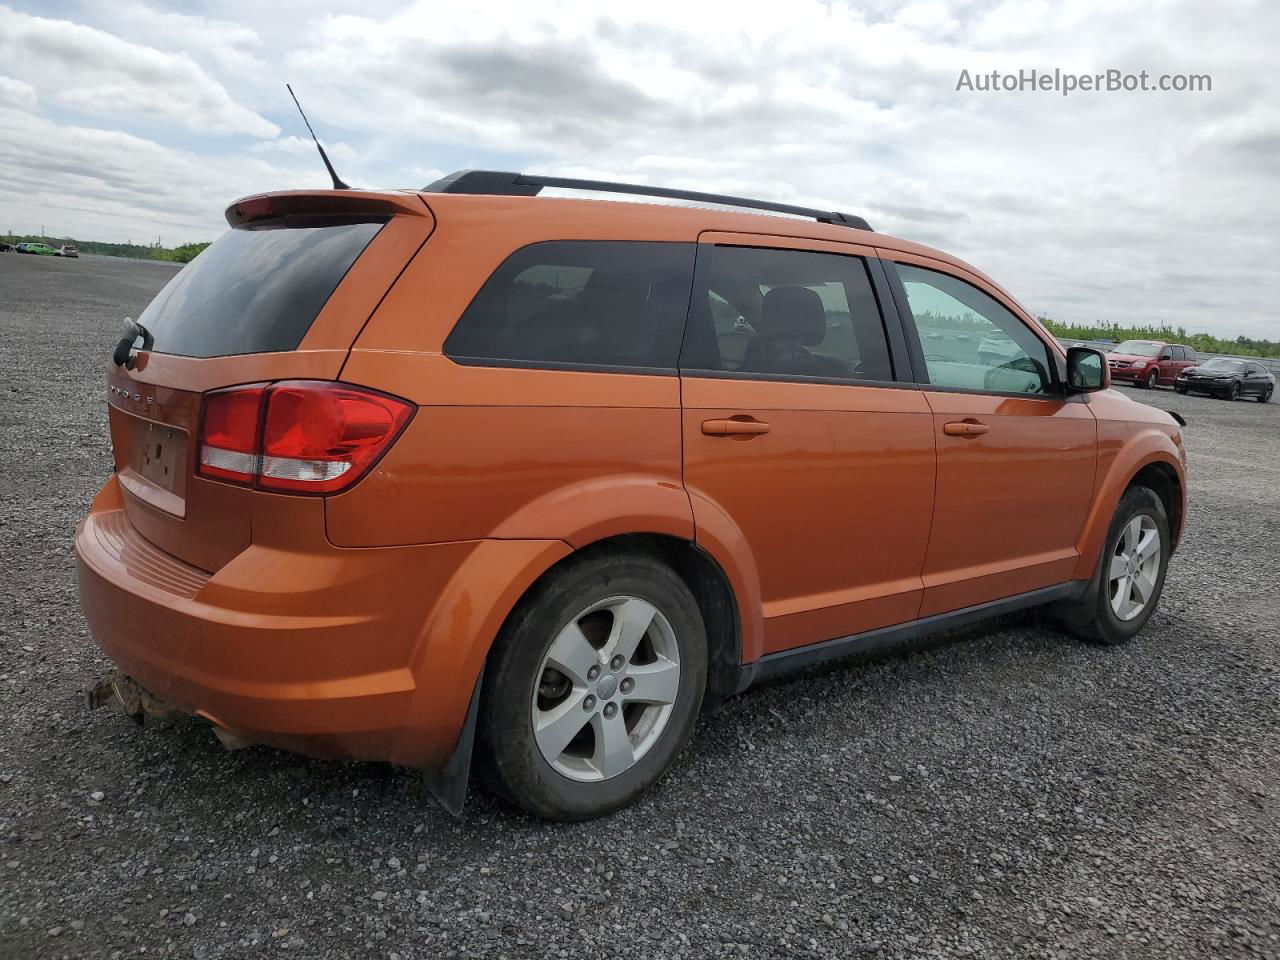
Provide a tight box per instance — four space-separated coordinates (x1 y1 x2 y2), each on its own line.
112 318 154 369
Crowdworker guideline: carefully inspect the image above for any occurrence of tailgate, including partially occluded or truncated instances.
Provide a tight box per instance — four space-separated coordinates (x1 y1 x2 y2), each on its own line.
105 194 434 571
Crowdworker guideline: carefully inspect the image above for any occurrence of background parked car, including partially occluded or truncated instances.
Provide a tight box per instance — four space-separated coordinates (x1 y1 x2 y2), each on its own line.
17 242 62 256
0 241 13 252
1175 357 1275 402
1106 339 1197 388
59 244 79 258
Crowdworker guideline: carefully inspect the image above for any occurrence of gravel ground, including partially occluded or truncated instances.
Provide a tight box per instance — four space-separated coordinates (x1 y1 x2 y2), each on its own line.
1 252 1278 960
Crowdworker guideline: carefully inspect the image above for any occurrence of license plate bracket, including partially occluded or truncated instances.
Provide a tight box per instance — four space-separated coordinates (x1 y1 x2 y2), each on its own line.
139 422 186 494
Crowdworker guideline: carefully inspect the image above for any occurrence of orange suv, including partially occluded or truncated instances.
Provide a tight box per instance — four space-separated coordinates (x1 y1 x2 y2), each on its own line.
76 172 1187 820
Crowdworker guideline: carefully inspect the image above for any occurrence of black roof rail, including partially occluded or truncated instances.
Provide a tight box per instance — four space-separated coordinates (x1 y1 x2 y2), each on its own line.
423 170 873 232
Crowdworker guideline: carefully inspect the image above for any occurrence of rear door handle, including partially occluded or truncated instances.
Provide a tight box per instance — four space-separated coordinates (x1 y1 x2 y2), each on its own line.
702 418 771 437
942 419 990 437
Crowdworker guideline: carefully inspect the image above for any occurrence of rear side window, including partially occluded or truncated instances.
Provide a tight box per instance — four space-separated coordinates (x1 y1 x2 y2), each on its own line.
444 241 695 371
137 220 385 358
680 245 894 382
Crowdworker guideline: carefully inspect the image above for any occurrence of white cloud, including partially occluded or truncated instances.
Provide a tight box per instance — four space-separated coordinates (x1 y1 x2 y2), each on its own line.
1 0 1277 339
0 74 37 111
273 0 1279 338
0 108 332 244
0 5 278 137
250 135 356 160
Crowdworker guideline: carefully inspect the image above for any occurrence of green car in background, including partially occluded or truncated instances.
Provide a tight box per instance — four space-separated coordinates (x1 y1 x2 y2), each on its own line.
17 242 62 256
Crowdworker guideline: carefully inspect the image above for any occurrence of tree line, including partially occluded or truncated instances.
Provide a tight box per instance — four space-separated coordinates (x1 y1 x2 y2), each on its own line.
900 310 1277 360
1036 317 1278 360
3 234 210 264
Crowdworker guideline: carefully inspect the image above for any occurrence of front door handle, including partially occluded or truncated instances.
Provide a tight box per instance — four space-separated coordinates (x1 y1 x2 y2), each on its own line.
942 419 990 437
702 417 771 437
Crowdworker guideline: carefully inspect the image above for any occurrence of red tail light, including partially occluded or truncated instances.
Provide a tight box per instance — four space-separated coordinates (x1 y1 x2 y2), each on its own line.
198 384 266 485
197 381 413 494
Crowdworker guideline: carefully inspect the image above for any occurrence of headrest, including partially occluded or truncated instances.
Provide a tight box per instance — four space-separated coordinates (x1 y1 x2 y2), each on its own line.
758 286 826 346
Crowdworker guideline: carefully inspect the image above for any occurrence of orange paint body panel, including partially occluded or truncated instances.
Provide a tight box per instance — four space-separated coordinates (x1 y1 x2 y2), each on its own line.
917 390 1097 615
74 184 1187 789
681 375 935 655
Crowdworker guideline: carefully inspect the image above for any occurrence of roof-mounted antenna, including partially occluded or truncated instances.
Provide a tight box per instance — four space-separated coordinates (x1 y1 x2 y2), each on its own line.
286 83 349 190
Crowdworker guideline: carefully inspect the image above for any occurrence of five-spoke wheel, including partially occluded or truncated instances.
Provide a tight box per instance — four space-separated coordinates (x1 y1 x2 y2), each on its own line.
533 596 681 782
478 551 706 820
1055 485 1170 645
1107 514 1161 622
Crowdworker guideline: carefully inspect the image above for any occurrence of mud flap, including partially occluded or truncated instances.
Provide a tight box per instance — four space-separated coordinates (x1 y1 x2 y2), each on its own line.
422 665 484 818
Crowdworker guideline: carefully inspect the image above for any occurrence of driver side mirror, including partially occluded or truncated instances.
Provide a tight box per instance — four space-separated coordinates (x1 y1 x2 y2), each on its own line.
1066 346 1108 392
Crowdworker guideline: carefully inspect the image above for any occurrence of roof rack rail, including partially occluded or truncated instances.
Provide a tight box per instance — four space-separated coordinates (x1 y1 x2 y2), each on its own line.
423 170 873 232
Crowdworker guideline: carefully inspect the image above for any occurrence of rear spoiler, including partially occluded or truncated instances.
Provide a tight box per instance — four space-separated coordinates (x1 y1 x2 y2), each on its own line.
225 190 428 228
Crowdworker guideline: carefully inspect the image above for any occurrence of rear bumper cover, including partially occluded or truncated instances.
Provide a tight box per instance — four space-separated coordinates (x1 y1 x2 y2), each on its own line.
75 475 568 771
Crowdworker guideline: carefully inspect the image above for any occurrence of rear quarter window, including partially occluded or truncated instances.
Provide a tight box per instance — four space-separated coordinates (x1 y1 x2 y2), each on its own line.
137 219 385 358
443 241 696 372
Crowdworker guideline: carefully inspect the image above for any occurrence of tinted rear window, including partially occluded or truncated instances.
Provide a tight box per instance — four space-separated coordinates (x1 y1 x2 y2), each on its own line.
136 220 384 358
680 245 894 382
444 241 695 371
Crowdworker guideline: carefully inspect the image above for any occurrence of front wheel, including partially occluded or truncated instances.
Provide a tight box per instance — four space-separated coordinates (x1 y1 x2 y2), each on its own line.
477 551 707 821
1055 486 1170 645
1228 382 1241 401
1144 369 1159 389
1174 385 1187 395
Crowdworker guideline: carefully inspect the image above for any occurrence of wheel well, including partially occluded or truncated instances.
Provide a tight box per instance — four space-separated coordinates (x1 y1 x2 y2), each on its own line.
505 534 743 704
1128 462 1184 545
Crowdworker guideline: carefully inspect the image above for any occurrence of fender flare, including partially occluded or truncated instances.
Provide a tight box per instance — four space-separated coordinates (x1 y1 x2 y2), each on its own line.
415 480 768 813
1072 429 1184 581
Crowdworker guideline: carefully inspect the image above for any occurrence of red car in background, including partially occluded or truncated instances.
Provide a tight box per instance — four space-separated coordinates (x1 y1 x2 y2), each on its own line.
1106 340 1197 388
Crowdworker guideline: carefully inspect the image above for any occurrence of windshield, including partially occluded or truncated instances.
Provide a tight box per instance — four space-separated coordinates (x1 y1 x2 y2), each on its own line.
1200 358 1245 371
1112 340 1163 357
136 219 384 358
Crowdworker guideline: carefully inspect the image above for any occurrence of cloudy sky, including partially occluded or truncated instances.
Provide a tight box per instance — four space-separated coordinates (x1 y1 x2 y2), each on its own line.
0 1 1276 338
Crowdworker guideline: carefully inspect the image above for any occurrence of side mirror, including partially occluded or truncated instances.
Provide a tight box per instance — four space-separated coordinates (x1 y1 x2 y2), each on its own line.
1066 346 1108 392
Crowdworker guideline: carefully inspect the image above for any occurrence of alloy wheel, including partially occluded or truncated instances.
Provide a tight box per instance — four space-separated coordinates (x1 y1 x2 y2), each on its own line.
531 596 681 782
1108 514 1161 622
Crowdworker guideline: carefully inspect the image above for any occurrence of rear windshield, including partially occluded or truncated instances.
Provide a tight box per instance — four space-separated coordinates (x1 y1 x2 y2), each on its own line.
136 219 384 358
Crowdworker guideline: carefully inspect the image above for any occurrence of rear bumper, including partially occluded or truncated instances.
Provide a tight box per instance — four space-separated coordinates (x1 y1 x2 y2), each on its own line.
75 476 568 769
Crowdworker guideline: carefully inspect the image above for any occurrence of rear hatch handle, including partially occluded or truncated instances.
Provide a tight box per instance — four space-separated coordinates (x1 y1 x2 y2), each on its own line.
112 318 153 369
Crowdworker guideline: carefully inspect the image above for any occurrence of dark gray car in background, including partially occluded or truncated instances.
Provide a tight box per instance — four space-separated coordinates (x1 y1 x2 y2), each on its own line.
1176 357 1275 401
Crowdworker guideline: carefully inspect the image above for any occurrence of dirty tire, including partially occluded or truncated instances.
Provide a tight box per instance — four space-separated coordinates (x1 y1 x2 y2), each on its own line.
477 550 706 821
1055 486 1170 646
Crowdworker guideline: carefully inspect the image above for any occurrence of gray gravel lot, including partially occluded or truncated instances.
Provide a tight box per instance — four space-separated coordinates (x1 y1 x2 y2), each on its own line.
1 252 1278 960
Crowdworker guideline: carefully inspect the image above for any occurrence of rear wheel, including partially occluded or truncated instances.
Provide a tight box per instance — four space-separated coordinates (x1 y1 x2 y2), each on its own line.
478 551 707 821
1055 486 1170 645
1259 385 1273 403
1145 369 1159 389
